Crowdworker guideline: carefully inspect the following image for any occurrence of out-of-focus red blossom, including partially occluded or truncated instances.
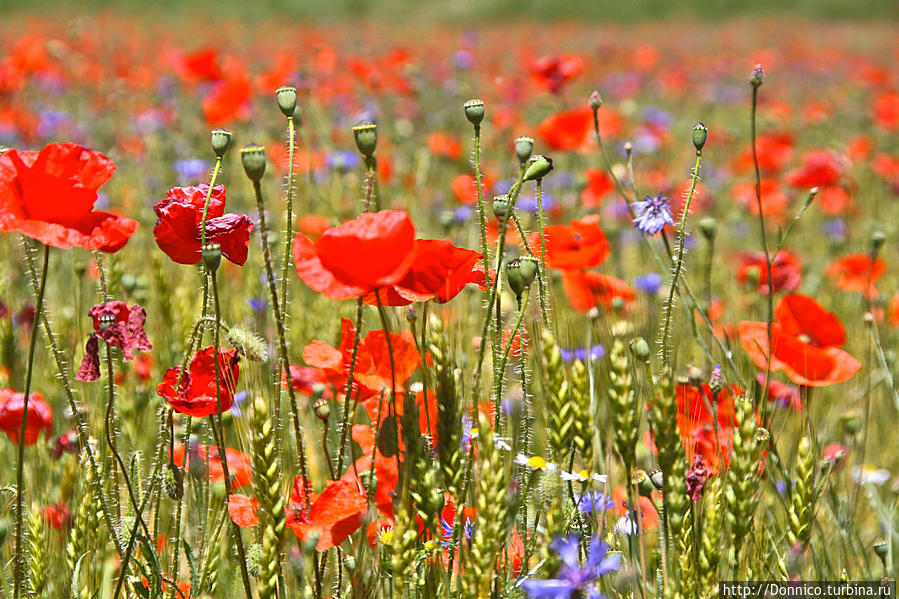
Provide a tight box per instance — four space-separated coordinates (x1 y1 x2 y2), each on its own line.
0 143 137 252
582 168 614 207
529 215 609 271
284 364 331 397
732 179 790 220
131 353 153 383
825 254 886 298
171 443 253 489
359 385 439 448
739 294 861 387
612 486 659 530
872 153 899 186
139 577 192 598
303 317 420 400
171 47 222 84
889 294 899 328
426 132 462 160
0 388 52 445
345 424 398 518
760 375 802 410
733 132 794 174
76 301 152 382
41 501 73 530
52 428 80 459
537 107 593 151
823 443 849 469
228 494 260 528
157 347 240 417
816 186 854 216
287 477 367 552
531 53 584 94
451 173 493 205
364 239 482 306
737 249 802 294
674 383 743 472
561 270 635 313
153 184 254 266
872 91 899 131
786 150 847 188
293 210 416 301
202 58 252 126
297 215 332 241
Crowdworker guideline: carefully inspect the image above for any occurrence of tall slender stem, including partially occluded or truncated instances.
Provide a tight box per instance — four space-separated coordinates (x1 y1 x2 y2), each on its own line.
13 242 48 598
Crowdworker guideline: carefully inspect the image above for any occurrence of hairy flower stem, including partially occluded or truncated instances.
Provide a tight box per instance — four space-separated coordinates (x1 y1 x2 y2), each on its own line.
280 114 296 321
535 179 549 326
13 242 48 598
472 123 491 293
210 271 254 598
658 151 703 366
335 298 364 478
495 288 529 410
251 179 312 506
199 156 223 247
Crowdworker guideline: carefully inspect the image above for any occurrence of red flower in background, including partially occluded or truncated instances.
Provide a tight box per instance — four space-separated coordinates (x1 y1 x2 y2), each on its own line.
674 383 741 472
872 91 899 131
228 495 260 528
293 210 416 300
202 58 252 126
0 143 137 252
582 168 614 208
529 215 609 271
531 53 584 94
537 107 593 151
171 47 222 84
739 294 861 387
287 477 368 551
76 301 153 382
732 179 790 220
153 184 254 266
825 254 886 298
733 132 794 174
345 424 398 518
786 150 847 188
157 347 241 417
451 173 493 205
561 270 635 313
0 389 52 445
366 239 482 306
171 443 253 489
737 249 802 295
427 132 463 160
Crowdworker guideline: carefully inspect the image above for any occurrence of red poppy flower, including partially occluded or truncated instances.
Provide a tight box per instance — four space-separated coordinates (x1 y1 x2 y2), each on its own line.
0 143 137 252
293 210 416 300
612 486 659 530
825 254 886 298
528 215 609 271
284 364 331 397
0 388 52 445
451 173 492 205
531 54 584 94
737 249 802 295
786 150 847 189
760 375 802 410
816 186 854 216
582 168 614 208
228 495 260 528
872 91 899 131
202 58 252 126
537 107 593 151
172 47 222 84
426 132 462 160
365 239 482 306
733 132 794 174
561 270 635 313
157 347 240 417
345 424 398 518
77 301 153 382
732 179 790 220
171 443 253 489
286 478 367 551
674 383 742 472
153 183 254 266
739 294 861 387
41 501 73 530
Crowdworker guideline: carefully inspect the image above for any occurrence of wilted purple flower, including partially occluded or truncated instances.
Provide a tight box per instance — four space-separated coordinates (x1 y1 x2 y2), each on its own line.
685 455 709 501
634 272 662 295
631 193 674 235
76 301 152 382
522 534 621 599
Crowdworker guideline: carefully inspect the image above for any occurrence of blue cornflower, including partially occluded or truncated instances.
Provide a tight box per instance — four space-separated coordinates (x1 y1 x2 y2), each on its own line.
634 272 662 295
173 158 210 183
631 193 674 236
231 390 248 418
559 344 605 364
522 534 621 599
573 491 614 515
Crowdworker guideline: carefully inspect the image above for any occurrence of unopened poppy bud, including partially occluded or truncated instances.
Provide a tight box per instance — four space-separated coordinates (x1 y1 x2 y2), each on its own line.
870 230 886 255
463 98 485 126
698 217 717 241
589 90 602 111
634 469 654 497
240 144 267 182
840 410 860 436
313 397 330 421
352 121 378 159
624 141 633 156
692 122 708 153
750 64 765 88
312 382 325 400
514 136 534 164
276 86 297 118
98 311 115 332
211 129 232 157
630 337 650 362
523 154 553 181
506 257 538 302
493 195 510 220
202 242 222 273
649 468 664 490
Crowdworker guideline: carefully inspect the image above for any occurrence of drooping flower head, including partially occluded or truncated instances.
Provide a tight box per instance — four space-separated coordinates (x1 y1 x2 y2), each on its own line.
0 143 137 251
157 346 240 417
76 301 152 382
631 193 674 236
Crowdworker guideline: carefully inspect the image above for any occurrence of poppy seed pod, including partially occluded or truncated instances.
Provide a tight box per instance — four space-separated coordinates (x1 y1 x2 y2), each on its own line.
201 242 222 273
211 129 232 157
870 230 886 254
97 311 115 332
352 121 378 159
506 256 538 301
630 337 651 362
634 469 654 497
649 468 664 490
589 90 602 111
314 397 330 422
692 122 708 153
276 86 297 118
240 144 267 182
463 98 485 126
523 154 553 181
492 195 510 220
514 136 534 165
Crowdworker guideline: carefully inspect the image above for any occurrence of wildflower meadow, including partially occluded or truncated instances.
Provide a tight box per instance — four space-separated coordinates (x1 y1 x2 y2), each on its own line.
0 5 897 598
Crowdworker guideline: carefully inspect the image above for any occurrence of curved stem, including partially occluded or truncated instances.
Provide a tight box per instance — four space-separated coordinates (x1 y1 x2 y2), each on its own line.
13 242 48 598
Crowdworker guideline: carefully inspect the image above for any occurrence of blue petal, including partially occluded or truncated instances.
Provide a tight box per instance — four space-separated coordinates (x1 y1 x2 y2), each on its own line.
551 535 580 570
521 579 576 599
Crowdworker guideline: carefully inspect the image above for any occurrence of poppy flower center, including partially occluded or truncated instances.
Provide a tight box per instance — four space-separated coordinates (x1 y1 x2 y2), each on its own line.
798 334 812 343
98 312 116 331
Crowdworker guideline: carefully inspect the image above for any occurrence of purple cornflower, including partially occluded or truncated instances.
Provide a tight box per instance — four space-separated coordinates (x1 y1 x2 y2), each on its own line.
631 193 674 236
522 534 621 599
559 344 605 364
173 158 210 183
634 272 662 295
231 390 248 418
574 491 614 515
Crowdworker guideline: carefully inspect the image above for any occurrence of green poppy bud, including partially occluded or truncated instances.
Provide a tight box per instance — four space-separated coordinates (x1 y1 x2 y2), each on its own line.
240 144 267 182
506 256 538 302
352 121 378 159
840 410 861 436
870 230 886 255
692 122 708 153
514 135 534 165
649 468 664 490
211 129 232 157
630 337 651 362
750 64 765 88
463 98 485 126
523 154 553 181
121 273 139 295
276 86 297 118
314 397 330 422
634 469 654 497
493 195 510 221
698 216 717 241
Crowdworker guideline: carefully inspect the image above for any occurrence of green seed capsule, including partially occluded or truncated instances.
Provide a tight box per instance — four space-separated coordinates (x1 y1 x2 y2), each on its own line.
523 154 553 181
514 136 534 165
352 121 378 159
692 122 708 152
240 144 267 182
463 98 485 126
276 86 297 118
211 129 232 157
